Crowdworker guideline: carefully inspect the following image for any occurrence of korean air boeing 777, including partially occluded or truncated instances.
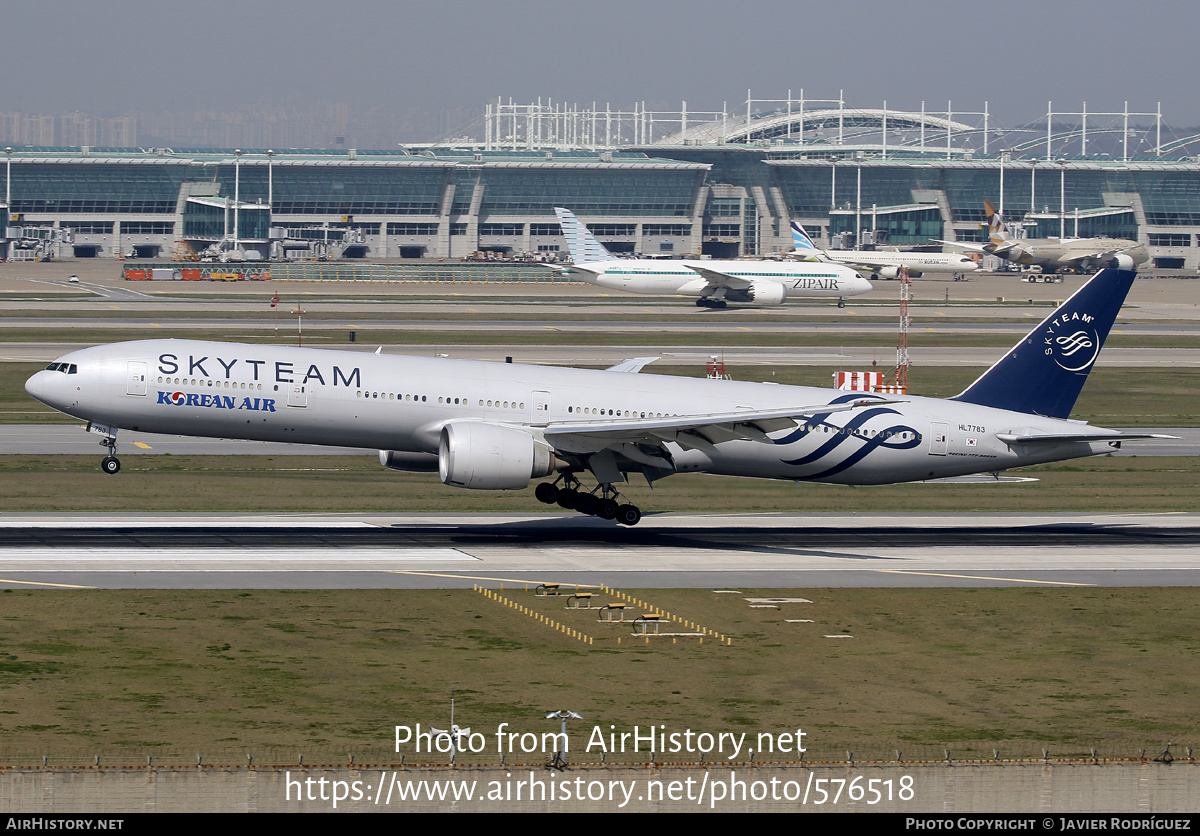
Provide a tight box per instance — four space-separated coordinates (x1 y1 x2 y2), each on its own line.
26 268 1167 526
554 208 871 308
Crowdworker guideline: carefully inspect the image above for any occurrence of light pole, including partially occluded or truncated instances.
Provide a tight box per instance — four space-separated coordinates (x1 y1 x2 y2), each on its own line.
266 149 275 212
545 710 583 770
998 151 1010 220
233 149 242 254
1058 160 1067 238
4 147 10 262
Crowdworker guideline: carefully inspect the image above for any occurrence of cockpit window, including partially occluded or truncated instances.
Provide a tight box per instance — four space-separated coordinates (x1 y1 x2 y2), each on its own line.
67 364 78 374
43 363 77 374
45 363 61 371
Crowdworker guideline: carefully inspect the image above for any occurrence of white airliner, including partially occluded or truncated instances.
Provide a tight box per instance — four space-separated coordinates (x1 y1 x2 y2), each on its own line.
26 268 1167 527
554 207 871 308
790 222 979 279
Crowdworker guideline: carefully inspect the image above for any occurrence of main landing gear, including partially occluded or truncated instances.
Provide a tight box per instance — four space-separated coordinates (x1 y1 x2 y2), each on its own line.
534 475 642 526
696 298 727 309
99 435 120 474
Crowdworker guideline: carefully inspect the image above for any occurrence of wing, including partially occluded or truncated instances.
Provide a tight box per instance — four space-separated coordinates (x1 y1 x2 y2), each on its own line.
605 357 659 373
545 398 898 456
931 239 990 254
684 265 753 290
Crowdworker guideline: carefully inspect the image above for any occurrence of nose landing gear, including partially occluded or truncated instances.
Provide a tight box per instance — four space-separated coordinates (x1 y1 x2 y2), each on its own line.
99 435 120 474
534 474 642 526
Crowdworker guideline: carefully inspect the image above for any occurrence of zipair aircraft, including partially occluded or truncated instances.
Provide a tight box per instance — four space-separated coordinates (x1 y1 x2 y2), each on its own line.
553 207 871 308
26 266 1166 526
789 222 979 279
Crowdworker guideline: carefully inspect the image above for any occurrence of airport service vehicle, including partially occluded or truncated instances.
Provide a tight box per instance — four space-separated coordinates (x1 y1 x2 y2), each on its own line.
26 268 1166 526
790 222 979 279
554 207 871 308
940 201 1148 272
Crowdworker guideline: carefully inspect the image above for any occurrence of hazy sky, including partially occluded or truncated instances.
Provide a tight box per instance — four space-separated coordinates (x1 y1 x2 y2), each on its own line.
9 0 1199 128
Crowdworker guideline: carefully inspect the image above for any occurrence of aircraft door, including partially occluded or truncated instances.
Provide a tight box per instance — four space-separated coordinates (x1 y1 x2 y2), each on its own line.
531 390 551 427
126 361 148 396
929 422 949 456
287 383 308 408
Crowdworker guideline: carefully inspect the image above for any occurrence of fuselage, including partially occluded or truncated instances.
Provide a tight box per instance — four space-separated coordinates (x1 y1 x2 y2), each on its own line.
570 258 871 300
822 250 979 276
993 237 1149 270
26 338 1124 488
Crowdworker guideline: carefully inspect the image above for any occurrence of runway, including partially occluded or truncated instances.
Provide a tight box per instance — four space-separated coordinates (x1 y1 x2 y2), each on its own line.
1 512 1197 590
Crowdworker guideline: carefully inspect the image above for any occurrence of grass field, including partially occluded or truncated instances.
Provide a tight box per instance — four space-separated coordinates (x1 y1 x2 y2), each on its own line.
0 587 1193 766
0 454 1196 514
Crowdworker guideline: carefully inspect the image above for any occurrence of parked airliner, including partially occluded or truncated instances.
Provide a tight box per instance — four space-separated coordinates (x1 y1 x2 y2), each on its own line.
939 201 1149 272
26 268 1165 526
790 222 979 279
554 207 870 308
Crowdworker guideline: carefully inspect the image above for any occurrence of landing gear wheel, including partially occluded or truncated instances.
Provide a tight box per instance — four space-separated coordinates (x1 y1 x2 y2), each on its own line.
837 299 846 308
597 498 619 520
716 300 727 309
575 493 601 516
101 456 121 475
535 482 559 504
616 504 641 527
695 299 710 308
556 489 579 510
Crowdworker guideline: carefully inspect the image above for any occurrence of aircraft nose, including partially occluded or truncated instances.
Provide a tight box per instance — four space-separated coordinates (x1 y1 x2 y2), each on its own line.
24 371 43 403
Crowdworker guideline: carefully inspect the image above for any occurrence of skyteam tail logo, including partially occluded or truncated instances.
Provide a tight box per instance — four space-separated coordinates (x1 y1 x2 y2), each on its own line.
157 391 276 412
1043 311 1100 372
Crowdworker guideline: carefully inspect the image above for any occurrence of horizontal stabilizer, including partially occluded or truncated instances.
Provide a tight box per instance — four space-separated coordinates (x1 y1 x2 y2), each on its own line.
995 431 1178 445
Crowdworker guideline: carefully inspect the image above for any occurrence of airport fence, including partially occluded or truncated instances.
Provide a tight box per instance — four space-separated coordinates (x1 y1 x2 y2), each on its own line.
122 261 569 283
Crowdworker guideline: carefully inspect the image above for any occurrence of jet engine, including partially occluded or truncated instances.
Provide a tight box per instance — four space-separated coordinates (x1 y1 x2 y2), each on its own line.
875 266 902 280
438 421 558 490
722 280 787 305
378 450 439 472
1108 253 1135 270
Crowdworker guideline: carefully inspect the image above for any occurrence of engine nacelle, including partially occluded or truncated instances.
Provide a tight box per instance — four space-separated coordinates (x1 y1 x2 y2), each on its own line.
438 422 557 490
378 450 439 472
875 265 902 280
722 280 787 305
1108 253 1135 270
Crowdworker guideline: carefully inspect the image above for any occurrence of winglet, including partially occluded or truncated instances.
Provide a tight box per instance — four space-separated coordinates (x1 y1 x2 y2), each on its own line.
555 207 612 264
953 267 1137 418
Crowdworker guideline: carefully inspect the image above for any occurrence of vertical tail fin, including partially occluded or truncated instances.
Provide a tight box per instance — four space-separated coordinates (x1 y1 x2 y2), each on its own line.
554 207 612 264
790 221 821 253
952 268 1137 418
984 199 1009 244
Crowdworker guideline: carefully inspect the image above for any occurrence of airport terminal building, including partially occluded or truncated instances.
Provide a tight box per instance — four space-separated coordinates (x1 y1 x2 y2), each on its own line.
5 101 1200 270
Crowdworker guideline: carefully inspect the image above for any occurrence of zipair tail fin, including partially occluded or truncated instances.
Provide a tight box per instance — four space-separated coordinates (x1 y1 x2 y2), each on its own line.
790 221 821 254
953 267 1137 418
554 207 612 264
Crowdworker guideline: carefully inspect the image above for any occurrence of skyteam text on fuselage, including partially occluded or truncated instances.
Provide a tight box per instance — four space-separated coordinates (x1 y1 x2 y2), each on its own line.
790 221 979 279
554 207 871 308
25 268 1169 526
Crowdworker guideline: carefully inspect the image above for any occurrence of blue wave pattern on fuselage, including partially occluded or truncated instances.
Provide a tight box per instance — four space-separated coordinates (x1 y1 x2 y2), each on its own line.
772 394 921 479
